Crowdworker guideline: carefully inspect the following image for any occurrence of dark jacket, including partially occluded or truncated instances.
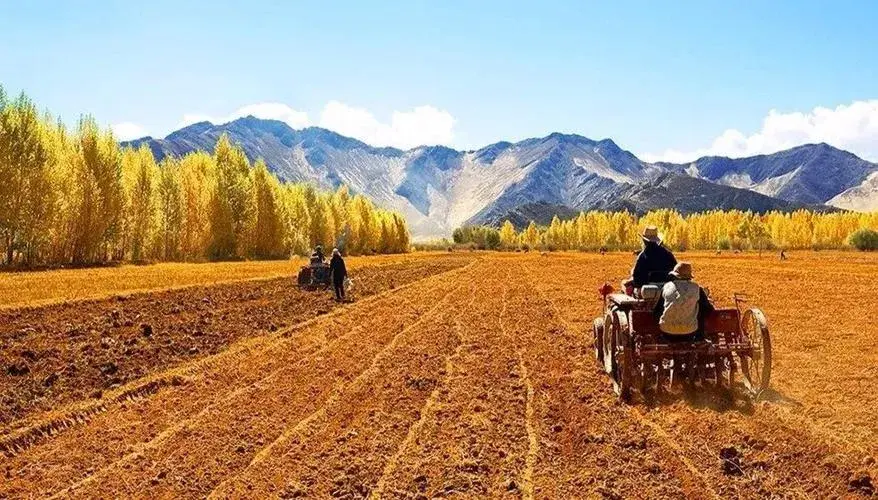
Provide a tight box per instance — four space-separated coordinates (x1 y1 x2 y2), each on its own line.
329 254 347 283
632 241 677 287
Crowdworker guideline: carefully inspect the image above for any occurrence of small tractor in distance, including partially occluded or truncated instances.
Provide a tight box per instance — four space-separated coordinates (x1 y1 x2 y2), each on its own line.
297 261 331 290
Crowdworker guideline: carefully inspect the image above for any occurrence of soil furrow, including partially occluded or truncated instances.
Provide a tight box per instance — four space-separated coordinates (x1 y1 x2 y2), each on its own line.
200 281 468 499
517 353 538 500
0 255 475 426
206 277 474 498
517 258 710 499
373 271 532 498
1 262 471 498
368 315 471 499
2 252 874 499
526 255 870 498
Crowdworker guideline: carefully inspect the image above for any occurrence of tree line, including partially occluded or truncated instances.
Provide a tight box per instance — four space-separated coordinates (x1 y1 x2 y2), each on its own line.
0 86 410 266
454 208 878 251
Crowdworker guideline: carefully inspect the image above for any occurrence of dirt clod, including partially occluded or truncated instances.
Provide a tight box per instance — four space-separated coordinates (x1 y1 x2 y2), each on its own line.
140 323 153 338
99 362 118 376
7 363 30 376
848 471 874 495
720 446 743 475
506 479 518 492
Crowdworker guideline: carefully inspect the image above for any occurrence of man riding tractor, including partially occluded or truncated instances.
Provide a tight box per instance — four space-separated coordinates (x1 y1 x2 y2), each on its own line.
623 226 678 295
298 245 331 289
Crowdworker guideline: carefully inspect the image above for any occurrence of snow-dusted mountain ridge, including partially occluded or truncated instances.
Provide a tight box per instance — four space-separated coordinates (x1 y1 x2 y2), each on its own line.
125 117 876 237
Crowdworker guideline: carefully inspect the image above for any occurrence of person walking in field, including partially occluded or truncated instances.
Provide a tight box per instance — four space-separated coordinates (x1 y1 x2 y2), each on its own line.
653 262 714 341
631 226 677 288
329 248 348 302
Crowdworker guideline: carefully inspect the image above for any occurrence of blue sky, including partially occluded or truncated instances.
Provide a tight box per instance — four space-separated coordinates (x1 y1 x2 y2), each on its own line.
2 0 877 160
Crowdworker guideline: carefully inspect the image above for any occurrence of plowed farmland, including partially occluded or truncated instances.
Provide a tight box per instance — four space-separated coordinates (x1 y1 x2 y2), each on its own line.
1 252 876 499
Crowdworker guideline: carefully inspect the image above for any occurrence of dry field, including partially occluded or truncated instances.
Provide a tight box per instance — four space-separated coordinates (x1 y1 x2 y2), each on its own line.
0 253 452 309
0 251 876 498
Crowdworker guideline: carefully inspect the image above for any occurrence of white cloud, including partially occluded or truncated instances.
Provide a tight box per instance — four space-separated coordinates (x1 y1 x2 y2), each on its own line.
177 101 455 150
319 101 455 149
643 99 878 163
179 102 310 129
111 122 148 140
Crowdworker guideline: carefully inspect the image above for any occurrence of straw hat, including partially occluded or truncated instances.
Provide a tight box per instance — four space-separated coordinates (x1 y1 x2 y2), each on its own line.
669 262 693 280
641 226 661 243
332 248 340 256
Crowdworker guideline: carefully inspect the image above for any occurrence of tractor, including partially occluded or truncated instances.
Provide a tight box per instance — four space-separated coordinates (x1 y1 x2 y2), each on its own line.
297 262 331 290
593 282 771 403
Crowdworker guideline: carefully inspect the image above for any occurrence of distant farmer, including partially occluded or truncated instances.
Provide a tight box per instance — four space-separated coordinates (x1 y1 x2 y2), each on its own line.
779 249 787 261
329 248 348 301
631 226 677 288
653 262 714 341
310 245 326 265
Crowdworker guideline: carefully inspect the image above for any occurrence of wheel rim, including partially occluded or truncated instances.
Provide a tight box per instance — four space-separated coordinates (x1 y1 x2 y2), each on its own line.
613 312 632 401
740 309 769 394
603 313 615 374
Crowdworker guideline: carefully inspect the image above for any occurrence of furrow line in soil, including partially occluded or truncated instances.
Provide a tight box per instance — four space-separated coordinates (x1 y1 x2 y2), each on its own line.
0 255 476 426
516 257 714 498
373 269 532 498
200 281 469 500
1 262 470 498
204 274 476 498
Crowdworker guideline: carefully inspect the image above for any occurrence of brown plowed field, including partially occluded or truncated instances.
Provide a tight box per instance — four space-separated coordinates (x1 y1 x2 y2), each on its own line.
1 252 876 498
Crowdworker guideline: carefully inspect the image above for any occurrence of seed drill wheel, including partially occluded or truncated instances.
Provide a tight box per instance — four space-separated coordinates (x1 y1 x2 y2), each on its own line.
739 308 772 397
297 268 309 286
602 311 618 375
593 318 605 363
611 311 633 402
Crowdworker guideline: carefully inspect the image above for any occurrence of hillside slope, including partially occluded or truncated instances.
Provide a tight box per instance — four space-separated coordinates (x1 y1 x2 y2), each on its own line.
125 119 864 236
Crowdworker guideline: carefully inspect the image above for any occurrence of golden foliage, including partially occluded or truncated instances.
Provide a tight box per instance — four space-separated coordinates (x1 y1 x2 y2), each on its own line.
0 86 411 265
460 208 878 251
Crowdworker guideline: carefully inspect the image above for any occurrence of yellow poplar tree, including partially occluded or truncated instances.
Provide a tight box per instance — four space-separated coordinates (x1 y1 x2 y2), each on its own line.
499 220 517 249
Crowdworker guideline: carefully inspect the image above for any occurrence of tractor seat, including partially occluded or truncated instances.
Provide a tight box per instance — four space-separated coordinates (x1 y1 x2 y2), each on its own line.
639 284 662 301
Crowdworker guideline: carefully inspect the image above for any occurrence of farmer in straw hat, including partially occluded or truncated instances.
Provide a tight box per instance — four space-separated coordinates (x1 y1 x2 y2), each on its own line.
629 225 678 289
653 262 714 341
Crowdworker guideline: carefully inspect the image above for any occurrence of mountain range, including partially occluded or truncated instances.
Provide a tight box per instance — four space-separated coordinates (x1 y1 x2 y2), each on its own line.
125 117 878 237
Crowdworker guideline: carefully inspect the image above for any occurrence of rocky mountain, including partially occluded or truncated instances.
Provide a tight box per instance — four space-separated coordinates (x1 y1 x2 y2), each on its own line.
658 143 878 205
828 172 878 211
587 172 828 214
471 202 581 229
125 118 875 238
470 173 827 228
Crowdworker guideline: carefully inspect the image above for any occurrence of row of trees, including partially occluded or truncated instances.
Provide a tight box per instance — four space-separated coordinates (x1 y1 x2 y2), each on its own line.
454 208 878 251
0 87 410 266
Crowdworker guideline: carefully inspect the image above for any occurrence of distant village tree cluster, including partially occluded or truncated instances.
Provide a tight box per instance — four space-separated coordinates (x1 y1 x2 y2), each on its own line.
454 208 878 252
0 87 410 267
